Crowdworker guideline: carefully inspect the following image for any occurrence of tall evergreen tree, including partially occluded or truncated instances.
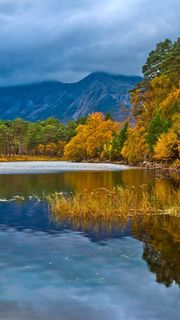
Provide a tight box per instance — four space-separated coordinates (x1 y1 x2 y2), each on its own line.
142 39 173 80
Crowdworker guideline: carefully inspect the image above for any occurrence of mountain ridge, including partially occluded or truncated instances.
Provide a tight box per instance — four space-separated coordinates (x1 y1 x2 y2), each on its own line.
0 72 142 122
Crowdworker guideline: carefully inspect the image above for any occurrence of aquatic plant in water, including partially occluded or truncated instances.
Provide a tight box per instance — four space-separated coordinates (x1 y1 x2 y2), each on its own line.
47 186 180 228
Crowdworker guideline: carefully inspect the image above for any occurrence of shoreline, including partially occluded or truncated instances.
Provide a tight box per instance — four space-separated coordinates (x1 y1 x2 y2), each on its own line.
82 159 180 172
0 156 179 173
0 161 130 175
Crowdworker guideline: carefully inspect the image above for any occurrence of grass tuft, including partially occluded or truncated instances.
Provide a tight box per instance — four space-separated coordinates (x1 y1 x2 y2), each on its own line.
47 186 180 228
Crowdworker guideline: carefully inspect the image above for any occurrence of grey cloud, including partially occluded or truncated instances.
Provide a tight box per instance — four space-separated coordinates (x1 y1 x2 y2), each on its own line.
0 0 179 86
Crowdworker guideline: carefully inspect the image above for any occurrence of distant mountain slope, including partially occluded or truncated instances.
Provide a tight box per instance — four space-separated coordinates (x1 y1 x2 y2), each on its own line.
0 72 142 122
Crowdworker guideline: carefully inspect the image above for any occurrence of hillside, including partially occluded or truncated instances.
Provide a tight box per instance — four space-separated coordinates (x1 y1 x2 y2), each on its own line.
0 72 141 122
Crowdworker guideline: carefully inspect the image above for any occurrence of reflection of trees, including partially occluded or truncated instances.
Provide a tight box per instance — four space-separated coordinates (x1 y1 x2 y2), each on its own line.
133 216 180 287
0 171 122 198
121 169 155 187
0 168 178 199
1 168 179 288
122 169 179 192
51 208 180 287
0 173 69 198
51 213 130 241
64 171 117 193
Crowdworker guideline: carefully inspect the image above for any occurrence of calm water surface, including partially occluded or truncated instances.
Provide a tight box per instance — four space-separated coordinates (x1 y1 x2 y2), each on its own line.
0 162 179 320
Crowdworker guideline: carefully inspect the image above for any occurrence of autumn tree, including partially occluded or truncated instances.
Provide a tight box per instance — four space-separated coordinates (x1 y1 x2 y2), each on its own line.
103 122 128 160
45 143 57 157
154 114 180 160
121 126 148 163
154 129 179 160
129 37 179 164
64 113 119 161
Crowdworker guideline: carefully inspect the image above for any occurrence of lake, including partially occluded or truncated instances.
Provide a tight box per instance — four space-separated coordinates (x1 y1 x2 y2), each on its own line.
0 162 179 320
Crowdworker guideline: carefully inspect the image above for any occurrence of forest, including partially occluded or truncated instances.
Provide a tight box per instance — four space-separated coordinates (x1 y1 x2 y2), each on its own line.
0 38 179 166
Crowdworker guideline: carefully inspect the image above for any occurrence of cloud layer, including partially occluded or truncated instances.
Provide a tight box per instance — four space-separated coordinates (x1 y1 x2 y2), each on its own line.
0 0 179 86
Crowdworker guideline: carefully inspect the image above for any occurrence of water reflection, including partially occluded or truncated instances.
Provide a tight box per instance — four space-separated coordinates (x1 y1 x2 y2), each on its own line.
0 169 179 198
0 224 179 320
0 168 179 320
133 216 180 287
0 199 179 288
51 210 180 288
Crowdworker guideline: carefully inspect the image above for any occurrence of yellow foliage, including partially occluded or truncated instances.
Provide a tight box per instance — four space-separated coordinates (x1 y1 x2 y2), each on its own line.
171 113 180 135
36 144 45 155
150 75 174 107
64 112 119 160
45 143 57 156
154 128 179 160
57 140 66 157
121 126 148 163
160 87 180 114
64 132 87 161
102 141 113 160
131 75 178 125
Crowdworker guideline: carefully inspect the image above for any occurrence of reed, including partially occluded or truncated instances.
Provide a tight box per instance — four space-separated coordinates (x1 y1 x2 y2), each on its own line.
47 186 180 227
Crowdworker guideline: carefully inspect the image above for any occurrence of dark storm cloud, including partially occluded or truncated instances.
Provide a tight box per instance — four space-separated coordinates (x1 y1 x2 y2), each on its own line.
0 0 179 86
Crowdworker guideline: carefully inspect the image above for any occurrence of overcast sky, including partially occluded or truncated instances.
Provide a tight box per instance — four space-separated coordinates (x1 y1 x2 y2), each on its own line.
0 0 179 86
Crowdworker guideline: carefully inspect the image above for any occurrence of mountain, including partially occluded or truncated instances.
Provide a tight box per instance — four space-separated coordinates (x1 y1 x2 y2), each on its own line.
0 72 142 122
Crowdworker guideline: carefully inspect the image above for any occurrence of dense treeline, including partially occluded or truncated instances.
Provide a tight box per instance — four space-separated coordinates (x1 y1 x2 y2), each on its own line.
0 38 179 165
0 117 87 157
125 37 180 164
